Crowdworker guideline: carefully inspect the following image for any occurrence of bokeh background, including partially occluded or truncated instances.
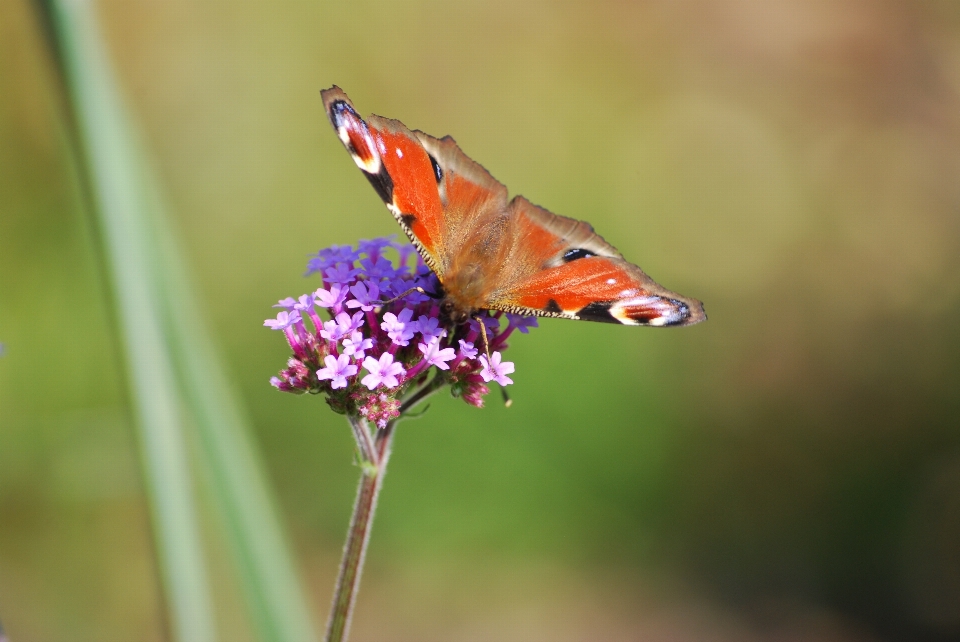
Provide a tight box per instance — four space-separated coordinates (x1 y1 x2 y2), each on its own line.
3 1 960 640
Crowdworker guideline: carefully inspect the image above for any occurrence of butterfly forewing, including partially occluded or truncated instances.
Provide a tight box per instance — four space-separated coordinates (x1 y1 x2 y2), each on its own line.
322 87 446 274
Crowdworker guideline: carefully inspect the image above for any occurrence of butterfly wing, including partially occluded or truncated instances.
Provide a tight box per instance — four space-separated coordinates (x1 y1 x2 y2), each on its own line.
321 86 507 279
321 86 705 327
488 197 706 326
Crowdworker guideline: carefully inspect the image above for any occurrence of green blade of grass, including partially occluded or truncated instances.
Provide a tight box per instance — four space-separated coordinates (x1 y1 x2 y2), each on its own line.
40 2 218 641
40 1 317 640
154 189 319 642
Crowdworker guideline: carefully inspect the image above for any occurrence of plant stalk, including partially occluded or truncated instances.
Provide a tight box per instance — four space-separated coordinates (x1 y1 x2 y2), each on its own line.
324 374 445 642
324 415 391 642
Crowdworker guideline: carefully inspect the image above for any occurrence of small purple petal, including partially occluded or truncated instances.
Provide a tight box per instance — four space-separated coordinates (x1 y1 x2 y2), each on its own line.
345 281 381 311
324 262 361 285
319 311 362 341
506 313 539 334
315 284 347 309
273 297 298 310
319 318 344 341
294 293 316 311
359 256 399 280
342 332 374 361
458 340 478 360
316 353 358 390
381 308 416 346
468 316 500 335
306 245 360 274
358 237 395 259
361 353 405 390
391 241 418 268
416 315 447 341
418 337 457 370
337 311 365 335
479 351 515 386
264 310 301 330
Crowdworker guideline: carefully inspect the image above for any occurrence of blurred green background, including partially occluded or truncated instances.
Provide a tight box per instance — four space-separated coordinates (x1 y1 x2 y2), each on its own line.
3 1 960 640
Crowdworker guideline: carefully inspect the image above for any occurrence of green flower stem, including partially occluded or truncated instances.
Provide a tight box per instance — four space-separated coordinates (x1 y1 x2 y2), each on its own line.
324 374 448 642
324 414 389 642
347 412 378 468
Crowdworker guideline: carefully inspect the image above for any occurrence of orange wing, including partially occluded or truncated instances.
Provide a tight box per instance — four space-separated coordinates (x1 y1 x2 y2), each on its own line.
321 87 705 327
486 198 706 326
321 86 507 279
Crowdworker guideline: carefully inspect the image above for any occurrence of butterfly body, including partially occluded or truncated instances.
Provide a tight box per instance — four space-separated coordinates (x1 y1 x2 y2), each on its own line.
321 86 706 328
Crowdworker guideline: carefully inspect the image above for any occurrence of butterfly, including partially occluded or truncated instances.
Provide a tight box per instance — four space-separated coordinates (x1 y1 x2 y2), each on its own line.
321 86 706 328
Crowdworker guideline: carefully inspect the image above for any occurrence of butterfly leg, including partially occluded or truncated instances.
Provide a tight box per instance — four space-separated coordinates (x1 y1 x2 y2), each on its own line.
473 314 492 364
472 315 512 407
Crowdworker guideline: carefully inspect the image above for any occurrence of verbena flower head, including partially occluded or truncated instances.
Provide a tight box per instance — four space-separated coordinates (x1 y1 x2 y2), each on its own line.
265 237 535 421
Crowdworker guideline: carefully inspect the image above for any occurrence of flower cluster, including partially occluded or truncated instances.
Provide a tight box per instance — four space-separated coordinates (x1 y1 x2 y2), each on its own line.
265 237 536 426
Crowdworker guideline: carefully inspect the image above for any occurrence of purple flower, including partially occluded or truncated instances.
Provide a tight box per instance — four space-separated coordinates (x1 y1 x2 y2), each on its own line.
321 311 364 341
324 262 361 284
264 310 301 330
361 353 405 390
358 237 394 258
391 240 418 268
319 319 343 342
458 340 478 360
381 308 416 346
316 354 358 390
416 315 447 341
479 352 515 386
506 313 539 334
383 277 428 303
346 281 381 311
359 256 398 280
294 293 316 311
469 316 500 335
273 297 297 310
306 245 360 274
270 237 529 408
342 332 374 360
315 284 347 309
418 337 457 371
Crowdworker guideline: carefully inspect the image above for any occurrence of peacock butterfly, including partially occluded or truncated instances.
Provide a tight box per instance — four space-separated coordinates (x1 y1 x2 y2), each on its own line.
320 86 706 328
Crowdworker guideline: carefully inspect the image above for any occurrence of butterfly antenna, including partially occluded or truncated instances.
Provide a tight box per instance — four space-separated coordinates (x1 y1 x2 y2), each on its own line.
374 286 426 306
500 386 513 408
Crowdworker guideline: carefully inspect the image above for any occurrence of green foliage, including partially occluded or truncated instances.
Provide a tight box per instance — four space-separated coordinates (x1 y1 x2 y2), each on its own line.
32 1 317 640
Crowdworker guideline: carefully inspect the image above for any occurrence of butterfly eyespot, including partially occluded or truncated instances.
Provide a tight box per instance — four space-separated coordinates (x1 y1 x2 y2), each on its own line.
328 100 354 129
427 153 443 183
562 248 594 262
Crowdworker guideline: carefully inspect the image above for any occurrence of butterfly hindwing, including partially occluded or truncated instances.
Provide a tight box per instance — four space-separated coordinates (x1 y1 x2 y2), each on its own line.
489 198 705 326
